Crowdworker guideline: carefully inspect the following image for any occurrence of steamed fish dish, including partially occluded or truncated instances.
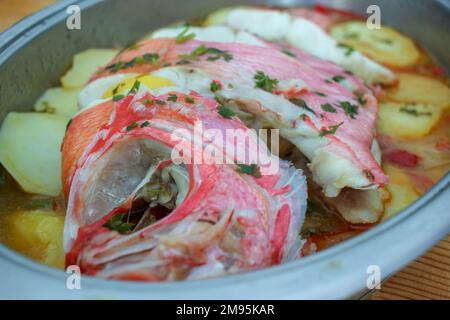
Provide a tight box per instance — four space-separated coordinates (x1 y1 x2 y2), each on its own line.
0 5 449 281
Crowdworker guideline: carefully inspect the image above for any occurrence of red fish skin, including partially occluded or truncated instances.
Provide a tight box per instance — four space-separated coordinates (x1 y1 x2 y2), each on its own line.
63 90 307 279
90 38 387 188
62 101 113 197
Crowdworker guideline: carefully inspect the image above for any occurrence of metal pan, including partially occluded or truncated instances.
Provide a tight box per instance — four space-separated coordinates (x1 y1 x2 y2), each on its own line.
0 0 449 299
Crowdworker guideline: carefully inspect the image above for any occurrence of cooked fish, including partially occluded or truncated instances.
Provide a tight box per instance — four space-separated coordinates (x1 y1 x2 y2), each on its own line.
62 87 307 280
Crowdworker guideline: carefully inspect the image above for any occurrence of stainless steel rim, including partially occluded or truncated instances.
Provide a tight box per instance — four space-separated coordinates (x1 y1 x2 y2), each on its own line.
0 0 449 297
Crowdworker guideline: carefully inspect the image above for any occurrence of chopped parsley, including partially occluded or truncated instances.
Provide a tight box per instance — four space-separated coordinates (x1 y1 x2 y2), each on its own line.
210 81 222 93
321 103 337 113
175 26 196 44
337 43 355 56
314 91 327 97
176 59 191 65
289 98 316 115
357 95 367 106
218 105 235 119
332 75 346 83
113 94 125 101
128 80 141 94
339 101 359 119
400 107 432 117
142 53 160 65
236 163 262 178
254 71 279 93
104 53 159 73
167 94 178 102
281 49 297 58
140 121 150 128
184 96 195 104
141 98 154 105
104 213 134 234
179 45 233 63
126 122 138 131
319 122 343 137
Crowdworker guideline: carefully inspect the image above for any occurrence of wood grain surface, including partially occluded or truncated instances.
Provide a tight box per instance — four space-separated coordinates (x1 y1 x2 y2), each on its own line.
1 0 449 301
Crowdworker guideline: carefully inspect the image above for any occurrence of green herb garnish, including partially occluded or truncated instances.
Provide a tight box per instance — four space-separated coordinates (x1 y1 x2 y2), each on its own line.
357 95 367 106
104 213 134 234
337 43 355 56
210 81 222 93
167 94 178 102
128 80 141 94
319 122 343 137
254 71 279 93
126 122 138 131
104 53 159 73
142 53 160 65
314 91 327 97
339 101 359 119
141 98 154 105
236 163 262 178
141 121 150 128
176 59 191 65
155 100 166 105
113 94 125 101
179 45 233 63
218 105 235 119
281 49 297 58
332 75 346 83
176 26 196 44
184 96 195 104
289 98 316 115
321 103 337 113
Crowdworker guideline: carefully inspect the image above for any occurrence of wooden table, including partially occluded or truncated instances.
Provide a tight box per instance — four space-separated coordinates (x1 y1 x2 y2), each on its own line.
1 0 449 300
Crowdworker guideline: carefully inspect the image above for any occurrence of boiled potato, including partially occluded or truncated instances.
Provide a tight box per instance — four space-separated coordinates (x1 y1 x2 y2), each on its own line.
382 165 419 219
386 73 450 108
378 101 442 139
0 112 69 196
61 49 119 89
34 87 81 117
331 21 420 67
0 210 65 268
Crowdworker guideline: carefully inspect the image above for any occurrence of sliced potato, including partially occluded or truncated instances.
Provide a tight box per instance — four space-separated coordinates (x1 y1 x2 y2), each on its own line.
61 49 119 89
34 87 81 117
378 101 442 139
382 165 419 219
331 21 420 67
102 75 174 98
387 73 450 108
0 112 69 196
0 210 65 268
